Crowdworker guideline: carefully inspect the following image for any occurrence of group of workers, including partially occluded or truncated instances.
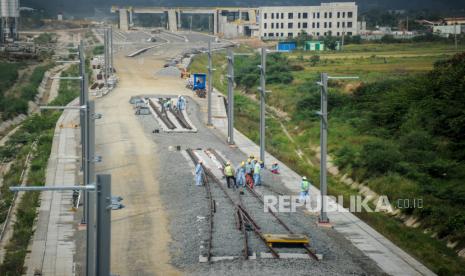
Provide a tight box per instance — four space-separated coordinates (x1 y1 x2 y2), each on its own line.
195 154 265 191
194 154 311 202
161 96 186 112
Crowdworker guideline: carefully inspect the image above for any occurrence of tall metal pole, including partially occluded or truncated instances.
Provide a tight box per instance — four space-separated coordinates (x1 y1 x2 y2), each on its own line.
86 100 97 276
78 40 88 226
96 174 112 276
319 73 329 223
104 28 109 87
110 26 114 73
259 48 266 162
227 48 235 145
207 40 213 126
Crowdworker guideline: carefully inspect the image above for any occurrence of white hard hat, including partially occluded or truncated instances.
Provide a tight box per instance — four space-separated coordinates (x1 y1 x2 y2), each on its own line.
302 176 307 180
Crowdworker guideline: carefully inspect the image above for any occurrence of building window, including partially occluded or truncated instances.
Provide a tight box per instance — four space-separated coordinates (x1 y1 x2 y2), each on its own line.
271 23 274 28
312 22 315 28
342 12 346 18
317 32 320 36
337 12 340 18
324 22 327 28
337 32 340 36
276 32 279 37
348 12 353 18
347 32 353 35
264 23 267 29
288 12 293 19
303 12 308 19
264 33 267 37
281 13 284 19
303 22 308 28
348 22 353 28
313 12 316 19
317 12 320 19
281 33 284 37
276 13 279 19
298 13 301 19
324 12 327 18
324 32 327 36
276 23 279 29
337 22 340 28
317 22 320 28
298 22 301 28
288 32 293 37
288 22 293 28
330 22 333 28
271 13 274 19
269 33 274 37
342 22 345 28
264 13 267 19
329 12 332 18
280 22 283 28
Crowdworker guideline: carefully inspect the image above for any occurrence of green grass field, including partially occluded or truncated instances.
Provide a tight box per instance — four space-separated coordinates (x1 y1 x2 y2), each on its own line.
189 41 465 275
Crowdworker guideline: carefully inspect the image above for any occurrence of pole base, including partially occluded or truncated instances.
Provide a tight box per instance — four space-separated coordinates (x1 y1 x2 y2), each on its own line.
206 124 214 128
228 143 237 148
317 219 333 228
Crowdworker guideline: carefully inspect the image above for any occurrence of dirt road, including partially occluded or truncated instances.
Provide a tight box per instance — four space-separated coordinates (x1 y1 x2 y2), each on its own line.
94 44 185 276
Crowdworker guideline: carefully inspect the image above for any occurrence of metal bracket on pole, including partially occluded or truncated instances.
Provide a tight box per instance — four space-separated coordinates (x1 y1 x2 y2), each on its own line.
10 185 96 192
55 60 81 64
50 76 83 80
39 105 86 110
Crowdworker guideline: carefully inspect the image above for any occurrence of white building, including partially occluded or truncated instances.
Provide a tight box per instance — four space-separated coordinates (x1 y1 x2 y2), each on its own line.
259 2 358 39
433 25 465 36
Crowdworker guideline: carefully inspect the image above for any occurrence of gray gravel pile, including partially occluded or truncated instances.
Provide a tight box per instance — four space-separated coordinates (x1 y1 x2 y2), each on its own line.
155 66 181 77
135 96 385 275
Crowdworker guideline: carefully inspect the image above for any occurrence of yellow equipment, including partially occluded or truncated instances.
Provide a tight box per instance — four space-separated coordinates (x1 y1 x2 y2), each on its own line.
263 234 309 247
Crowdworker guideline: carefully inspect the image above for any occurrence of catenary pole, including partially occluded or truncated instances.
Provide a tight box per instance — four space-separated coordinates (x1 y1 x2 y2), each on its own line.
227 48 234 144
319 73 329 223
207 40 213 126
259 48 266 162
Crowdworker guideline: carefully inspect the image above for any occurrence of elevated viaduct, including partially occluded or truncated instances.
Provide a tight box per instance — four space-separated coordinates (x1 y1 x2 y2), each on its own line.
111 6 258 38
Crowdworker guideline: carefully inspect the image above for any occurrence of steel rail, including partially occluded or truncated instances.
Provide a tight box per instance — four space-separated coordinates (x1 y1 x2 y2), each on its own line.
169 107 192 130
148 98 176 130
186 149 213 262
203 149 280 258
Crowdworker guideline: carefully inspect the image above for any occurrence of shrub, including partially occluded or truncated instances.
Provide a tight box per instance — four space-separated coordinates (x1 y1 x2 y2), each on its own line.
360 139 402 175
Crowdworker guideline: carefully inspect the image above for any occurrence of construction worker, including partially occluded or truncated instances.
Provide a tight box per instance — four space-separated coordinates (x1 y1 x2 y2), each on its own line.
300 176 310 203
163 98 171 111
245 158 254 188
254 160 262 186
224 161 236 189
195 161 204 186
271 162 280 174
236 162 246 194
177 96 186 111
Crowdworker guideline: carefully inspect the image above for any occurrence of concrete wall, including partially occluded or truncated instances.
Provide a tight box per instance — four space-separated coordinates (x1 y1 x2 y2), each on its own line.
259 2 358 39
433 25 464 35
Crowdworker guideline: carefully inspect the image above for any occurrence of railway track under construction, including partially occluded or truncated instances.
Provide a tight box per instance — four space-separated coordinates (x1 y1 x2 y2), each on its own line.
186 148 319 262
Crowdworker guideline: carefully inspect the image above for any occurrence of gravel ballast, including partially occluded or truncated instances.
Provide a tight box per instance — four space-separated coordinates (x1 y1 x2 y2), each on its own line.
134 95 385 275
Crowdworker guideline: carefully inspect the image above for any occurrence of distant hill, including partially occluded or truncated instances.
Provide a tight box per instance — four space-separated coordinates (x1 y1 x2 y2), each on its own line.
21 0 465 14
